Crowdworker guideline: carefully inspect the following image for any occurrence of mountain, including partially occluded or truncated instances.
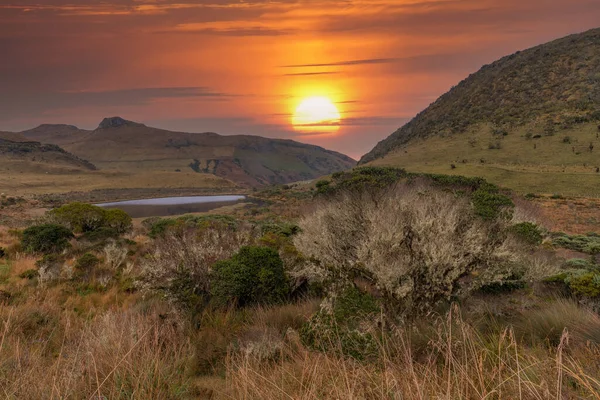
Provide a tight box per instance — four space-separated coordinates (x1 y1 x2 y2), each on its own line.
0 133 96 172
359 28 600 197
19 117 356 187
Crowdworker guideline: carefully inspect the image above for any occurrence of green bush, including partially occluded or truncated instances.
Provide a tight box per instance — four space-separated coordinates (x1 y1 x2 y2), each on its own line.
299 286 380 360
21 224 74 254
47 203 132 233
567 272 600 298
471 184 514 220
80 227 120 243
553 233 600 254
103 209 133 233
315 180 331 195
74 253 100 277
211 246 289 307
510 222 544 245
564 258 595 269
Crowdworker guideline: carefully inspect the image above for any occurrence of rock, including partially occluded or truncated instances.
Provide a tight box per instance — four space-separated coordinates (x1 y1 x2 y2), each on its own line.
97 117 145 130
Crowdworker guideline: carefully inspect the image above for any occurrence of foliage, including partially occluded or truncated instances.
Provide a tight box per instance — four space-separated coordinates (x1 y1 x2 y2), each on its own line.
553 233 600 254
211 246 289 308
295 183 526 317
74 253 100 275
47 202 132 233
139 224 255 313
258 220 300 237
510 222 544 245
103 209 132 233
79 227 120 243
19 269 39 280
21 224 74 254
471 184 514 220
320 167 514 221
145 214 238 238
320 167 407 194
300 286 380 360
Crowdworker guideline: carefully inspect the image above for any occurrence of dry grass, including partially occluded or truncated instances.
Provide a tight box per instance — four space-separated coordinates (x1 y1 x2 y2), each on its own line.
225 307 600 400
0 303 194 399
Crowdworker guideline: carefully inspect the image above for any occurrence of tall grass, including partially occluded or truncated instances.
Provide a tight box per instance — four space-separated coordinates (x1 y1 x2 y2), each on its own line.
225 307 600 400
0 305 194 399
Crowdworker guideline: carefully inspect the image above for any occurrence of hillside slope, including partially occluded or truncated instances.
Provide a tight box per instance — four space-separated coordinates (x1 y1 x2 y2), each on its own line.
359 28 600 196
0 135 96 172
20 117 356 187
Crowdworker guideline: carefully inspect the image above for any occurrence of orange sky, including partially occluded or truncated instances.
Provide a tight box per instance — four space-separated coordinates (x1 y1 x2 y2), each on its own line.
1 0 599 158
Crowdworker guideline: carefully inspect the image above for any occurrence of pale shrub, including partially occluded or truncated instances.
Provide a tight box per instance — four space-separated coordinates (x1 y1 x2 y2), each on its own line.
102 239 128 270
294 184 528 316
139 224 257 311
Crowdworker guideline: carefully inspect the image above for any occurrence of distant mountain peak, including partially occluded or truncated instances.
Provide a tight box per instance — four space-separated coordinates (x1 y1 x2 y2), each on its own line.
33 123 79 131
97 117 145 130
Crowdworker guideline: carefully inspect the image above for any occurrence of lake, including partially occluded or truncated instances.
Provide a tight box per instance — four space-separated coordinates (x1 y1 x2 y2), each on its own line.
95 195 247 218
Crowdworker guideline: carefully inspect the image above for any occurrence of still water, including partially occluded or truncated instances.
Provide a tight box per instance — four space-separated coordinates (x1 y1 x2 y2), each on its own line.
95 195 246 218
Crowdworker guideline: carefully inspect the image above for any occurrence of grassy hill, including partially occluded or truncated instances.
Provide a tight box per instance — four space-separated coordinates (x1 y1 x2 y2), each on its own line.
19 117 356 187
0 131 236 197
0 135 96 172
360 28 600 197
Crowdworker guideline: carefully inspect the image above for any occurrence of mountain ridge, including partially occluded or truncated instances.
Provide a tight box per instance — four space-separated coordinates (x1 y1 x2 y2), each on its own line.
16 117 356 187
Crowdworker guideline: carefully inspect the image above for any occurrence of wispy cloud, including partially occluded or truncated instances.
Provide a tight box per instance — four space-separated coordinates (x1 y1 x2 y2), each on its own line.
283 71 340 76
282 58 399 68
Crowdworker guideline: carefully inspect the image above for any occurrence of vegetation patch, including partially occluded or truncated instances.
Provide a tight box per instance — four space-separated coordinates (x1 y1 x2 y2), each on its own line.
552 232 600 254
211 246 289 308
22 224 74 254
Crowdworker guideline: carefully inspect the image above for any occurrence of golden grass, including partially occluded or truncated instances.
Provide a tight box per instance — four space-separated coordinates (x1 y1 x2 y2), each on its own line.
0 167 236 196
224 307 600 400
370 122 600 197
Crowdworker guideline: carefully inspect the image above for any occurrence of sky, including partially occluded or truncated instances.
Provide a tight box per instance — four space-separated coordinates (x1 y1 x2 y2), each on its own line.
1 0 600 159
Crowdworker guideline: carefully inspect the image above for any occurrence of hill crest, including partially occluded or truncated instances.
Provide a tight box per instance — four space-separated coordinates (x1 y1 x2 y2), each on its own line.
360 27 600 164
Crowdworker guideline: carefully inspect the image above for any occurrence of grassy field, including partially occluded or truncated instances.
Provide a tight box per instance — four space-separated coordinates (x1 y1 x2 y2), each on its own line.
0 166 236 197
370 122 600 197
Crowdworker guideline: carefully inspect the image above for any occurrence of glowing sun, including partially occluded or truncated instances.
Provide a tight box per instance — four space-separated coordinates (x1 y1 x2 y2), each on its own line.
292 96 341 133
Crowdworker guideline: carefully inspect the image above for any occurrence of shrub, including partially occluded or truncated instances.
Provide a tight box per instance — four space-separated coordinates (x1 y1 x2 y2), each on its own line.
0 247 5 258
510 222 544 245
471 184 514 220
19 269 39 280
80 227 120 243
35 254 64 283
47 203 107 232
294 184 526 317
553 233 600 254
315 180 331 195
211 246 289 308
563 258 594 269
74 253 100 275
47 203 131 233
21 224 74 254
546 269 600 300
146 215 237 238
140 225 255 312
103 209 132 233
299 286 380 360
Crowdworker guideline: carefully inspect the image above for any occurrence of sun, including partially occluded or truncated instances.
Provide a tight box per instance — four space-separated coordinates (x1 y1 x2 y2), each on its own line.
292 96 341 133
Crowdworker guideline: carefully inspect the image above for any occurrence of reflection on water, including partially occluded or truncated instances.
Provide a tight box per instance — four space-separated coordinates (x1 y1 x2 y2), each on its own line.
95 195 246 218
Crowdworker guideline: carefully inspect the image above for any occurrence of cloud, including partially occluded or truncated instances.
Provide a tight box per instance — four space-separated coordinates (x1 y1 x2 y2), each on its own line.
283 71 340 76
282 58 399 68
0 87 235 121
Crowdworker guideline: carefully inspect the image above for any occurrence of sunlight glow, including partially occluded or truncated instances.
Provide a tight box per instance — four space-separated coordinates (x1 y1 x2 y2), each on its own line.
292 96 341 133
